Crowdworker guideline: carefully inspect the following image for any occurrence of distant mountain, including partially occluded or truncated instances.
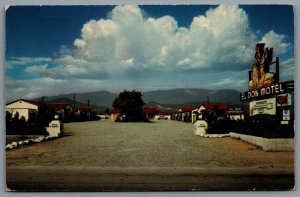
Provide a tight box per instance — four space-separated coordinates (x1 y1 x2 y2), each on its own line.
143 88 241 105
34 88 242 109
35 91 118 107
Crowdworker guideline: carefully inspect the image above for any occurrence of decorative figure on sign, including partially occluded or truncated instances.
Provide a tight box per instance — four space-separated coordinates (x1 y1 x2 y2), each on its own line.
249 43 274 90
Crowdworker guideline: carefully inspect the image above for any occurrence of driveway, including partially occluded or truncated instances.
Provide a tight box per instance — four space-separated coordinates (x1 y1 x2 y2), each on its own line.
6 119 294 191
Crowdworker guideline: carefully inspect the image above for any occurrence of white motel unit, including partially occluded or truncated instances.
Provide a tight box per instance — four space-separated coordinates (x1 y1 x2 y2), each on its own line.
6 99 40 121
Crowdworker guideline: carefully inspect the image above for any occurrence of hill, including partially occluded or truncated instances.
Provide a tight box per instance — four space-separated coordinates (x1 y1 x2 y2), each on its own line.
34 88 242 110
143 88 241 105
35 91 117 107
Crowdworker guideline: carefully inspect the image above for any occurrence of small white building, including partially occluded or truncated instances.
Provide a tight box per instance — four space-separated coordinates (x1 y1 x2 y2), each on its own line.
6 99 40 121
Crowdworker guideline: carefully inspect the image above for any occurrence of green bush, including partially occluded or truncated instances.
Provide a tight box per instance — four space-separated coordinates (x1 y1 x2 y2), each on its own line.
6 111 48 135
234 115 294 138
206 115 294 138
206 118 238 134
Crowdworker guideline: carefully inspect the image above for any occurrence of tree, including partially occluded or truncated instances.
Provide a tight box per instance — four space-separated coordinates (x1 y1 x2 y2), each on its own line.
112 90 147 122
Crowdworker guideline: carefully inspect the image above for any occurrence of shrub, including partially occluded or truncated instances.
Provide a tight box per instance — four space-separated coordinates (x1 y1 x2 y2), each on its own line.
206 118 238 134
6 111 48 135
205 115 294 138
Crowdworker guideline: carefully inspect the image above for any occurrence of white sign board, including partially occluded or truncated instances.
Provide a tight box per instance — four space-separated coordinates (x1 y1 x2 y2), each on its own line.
282 110 290 120
249 98 276 116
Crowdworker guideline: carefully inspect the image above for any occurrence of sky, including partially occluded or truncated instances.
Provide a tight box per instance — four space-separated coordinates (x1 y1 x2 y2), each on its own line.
5 4 294 101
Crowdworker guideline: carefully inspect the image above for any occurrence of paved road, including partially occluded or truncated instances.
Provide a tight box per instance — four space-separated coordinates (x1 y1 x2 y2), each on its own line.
6 120 294 191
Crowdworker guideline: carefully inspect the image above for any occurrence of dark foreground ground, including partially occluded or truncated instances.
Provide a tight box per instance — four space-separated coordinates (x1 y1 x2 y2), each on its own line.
6 120 294 191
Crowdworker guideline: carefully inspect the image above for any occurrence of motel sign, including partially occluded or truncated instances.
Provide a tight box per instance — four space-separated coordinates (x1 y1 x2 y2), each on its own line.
240 82 285 101
240 43 294 124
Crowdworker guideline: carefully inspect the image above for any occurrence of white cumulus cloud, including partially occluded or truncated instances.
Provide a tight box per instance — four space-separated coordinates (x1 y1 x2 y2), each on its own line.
260 30 290 56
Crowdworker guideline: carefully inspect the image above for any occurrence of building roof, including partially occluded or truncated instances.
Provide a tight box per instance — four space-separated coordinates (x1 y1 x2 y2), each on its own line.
178 107 197 112
6 98 41 106
143 107 157 113
201 103 231 111
111 108 120 114
6 98 74 111
46 103 71 110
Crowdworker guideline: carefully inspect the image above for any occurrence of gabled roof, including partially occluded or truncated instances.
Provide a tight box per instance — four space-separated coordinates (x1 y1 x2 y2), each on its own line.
6 99 74 111
178 107 197 112
6 98 41 106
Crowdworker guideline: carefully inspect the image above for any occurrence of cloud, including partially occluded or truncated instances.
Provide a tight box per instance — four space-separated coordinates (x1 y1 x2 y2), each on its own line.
7 57 52 66
59 45 73 56
70 4 257 73
279 58 294 81
260 30 290 56
24 64 48 75
6 5 293 101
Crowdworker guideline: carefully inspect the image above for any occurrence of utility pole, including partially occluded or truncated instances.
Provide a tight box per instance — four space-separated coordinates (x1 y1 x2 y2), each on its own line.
73 93 76 109
275 57 280 82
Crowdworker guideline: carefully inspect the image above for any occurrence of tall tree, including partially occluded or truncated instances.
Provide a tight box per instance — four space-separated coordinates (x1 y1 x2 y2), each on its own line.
112 90 147 122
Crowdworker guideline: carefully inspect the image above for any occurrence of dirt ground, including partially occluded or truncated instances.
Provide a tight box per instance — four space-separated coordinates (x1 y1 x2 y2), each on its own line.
6 119 294 168
6 119 295 191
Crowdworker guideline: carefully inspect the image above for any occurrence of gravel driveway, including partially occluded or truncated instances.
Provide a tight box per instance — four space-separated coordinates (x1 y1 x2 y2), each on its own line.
6 119 294 191
6 119 293 168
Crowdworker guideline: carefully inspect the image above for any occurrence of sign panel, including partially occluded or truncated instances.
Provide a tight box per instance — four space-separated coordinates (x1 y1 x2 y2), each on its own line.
240 83 285 101
281 121 289 125
282 110 290 121
277 93 292 106
249 98 276 116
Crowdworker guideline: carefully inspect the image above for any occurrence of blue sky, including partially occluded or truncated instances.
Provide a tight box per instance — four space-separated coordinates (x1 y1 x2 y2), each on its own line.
5 5 294 101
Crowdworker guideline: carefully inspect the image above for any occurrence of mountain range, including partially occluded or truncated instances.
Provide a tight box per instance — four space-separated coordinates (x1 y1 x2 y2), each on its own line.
35 88 242 110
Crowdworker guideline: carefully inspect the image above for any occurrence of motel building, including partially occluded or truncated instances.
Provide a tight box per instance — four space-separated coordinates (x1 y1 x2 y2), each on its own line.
6 99 40 122
142 108 157 119
240 43 294 128
45 103 73 122
154 111 172 120
74 107 94 121
110 109 120 120
192 103 232 123
6 98 73 123
177 107 197 122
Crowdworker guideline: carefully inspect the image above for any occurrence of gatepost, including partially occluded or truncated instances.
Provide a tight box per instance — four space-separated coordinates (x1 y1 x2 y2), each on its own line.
194 120 208 136
46 115 64 137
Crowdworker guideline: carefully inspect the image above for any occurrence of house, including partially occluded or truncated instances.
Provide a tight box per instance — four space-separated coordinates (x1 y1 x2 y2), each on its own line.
200 103 231 112
192 103 232 121
74 107 93 121
142 108 157 119
110 109 120 120
177 107 197 122
45 103 73 122
6 98 75 123
6 99 40 122
154 111 172 120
